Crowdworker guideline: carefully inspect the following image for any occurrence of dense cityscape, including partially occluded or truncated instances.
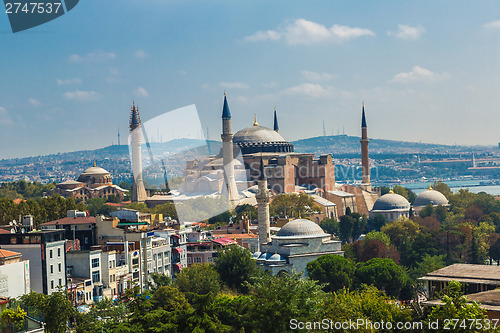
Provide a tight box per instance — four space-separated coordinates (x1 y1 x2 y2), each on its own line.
3 2 500 332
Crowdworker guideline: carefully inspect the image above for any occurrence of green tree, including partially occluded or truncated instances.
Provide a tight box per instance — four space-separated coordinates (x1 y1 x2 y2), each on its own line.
152 202 178 220
214 245 260 293
381 217 421 251
419 204 435 218
147 272 172 292
21 290 74 333
307 254 356 292
432 181 453 199
410 254 446 280
323 285 413 331
320 217 339 236
394 185 417 204
1 306 26 332
369 213 388 231
363 231 391 247
247 273 326 333
426 280 490 333
339 214 355 243
270 192 321 218
355 258 409 299
174 263 221 297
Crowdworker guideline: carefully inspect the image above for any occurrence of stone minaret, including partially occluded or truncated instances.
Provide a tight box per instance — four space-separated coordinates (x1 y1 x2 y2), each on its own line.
273 106 279 133
360 102 371 191
221 93 238 204
130 102 147 202
256 155 271 249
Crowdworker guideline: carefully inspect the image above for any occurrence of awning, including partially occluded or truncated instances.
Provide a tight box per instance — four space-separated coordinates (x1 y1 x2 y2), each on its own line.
173 263 182 271
173 247 183 254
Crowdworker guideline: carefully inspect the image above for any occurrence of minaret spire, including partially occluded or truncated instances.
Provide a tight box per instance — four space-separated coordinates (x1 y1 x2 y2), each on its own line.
273 106 279 133
221 93 238 204
360 101 371 191
256 153 271 249
130 101 147 202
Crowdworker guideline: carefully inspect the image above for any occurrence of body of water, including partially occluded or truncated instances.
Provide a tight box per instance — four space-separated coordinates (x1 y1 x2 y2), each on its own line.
402 180 500 196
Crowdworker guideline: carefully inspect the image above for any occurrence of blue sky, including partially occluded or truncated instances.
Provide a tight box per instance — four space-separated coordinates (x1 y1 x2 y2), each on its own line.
1 0 500 158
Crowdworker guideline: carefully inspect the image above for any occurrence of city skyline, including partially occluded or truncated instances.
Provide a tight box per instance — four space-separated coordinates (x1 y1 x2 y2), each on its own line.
1 1 500 158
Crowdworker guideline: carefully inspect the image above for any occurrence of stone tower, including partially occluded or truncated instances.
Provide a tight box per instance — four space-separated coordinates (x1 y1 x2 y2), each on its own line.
221 93 239 204
129 102 147 202
256 155 271 249
360 102 371 191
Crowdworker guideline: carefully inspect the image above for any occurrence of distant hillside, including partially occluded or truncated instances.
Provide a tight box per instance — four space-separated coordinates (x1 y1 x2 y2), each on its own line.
291 135 484 157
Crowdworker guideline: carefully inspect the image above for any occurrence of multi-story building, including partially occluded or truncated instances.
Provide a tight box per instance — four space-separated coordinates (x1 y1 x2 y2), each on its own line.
0 230 66 295
41 210 97 250
186 237 237 267
0 249 30 298
154 228 188 277
66 250 103 303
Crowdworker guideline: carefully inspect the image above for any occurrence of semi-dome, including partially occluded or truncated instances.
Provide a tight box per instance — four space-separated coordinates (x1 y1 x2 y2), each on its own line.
233 124 294 154
266 253 286 263
372 192 410 211
414 188 449 207
276 219 330 238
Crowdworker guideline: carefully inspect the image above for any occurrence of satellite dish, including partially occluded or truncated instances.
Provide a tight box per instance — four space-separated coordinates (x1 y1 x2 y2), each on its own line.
21 229 25 234
9 222 13 226
10 229 15 234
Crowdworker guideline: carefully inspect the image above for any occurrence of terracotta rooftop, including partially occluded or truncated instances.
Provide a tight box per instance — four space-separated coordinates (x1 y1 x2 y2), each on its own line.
0 249 22 258
42 216 96 226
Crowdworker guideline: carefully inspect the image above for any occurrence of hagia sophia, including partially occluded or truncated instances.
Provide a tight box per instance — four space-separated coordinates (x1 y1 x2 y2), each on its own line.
48 94 450 276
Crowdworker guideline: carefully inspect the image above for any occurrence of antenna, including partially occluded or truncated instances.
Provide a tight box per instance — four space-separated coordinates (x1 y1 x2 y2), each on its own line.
323 120 326 137
118 126 120 146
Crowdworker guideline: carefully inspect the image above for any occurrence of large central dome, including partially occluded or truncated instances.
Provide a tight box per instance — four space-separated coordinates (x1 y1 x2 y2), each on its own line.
276 219 330 238
233 125 294 154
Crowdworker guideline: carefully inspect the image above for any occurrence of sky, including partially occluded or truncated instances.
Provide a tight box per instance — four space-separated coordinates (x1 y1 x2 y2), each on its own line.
1 0 500 159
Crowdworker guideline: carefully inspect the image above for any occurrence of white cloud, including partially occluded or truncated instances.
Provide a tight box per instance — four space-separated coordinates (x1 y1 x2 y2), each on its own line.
0 107 13 126
63 90 100 101
69 50 116 63
283 83 328 97
245 30 281 42
134 87 149 97
56 78 82 85
301 70 334 81
391 66 450 83
220 82 250 89
245 19 374 45
388 24 425 40
29 98 41 106
484 20 500 29
134 50 149 59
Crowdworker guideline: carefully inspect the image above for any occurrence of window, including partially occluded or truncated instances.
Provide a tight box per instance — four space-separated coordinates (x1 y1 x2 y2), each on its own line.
49 249 53 259
51 280 54 289
50 265 53 274
58 263 61 272
92 271 100 283
187 257 191 264
59 278 62 286
57 248 61 257
91 258 99 268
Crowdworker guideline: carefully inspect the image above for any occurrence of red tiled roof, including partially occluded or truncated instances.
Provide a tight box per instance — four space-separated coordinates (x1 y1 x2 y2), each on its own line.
0 229 11 234
212 233 258 239
105 202 125 207
0 249 22 258
13 198 26 204
42 216 96 226
211 237 238 246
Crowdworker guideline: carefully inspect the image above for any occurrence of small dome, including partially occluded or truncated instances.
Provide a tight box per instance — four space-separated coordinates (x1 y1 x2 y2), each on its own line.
414 189 449 207
276 219 329 238
266 253 286 263
251 251 261 260
81 166 110 176
257 252 272 261
372 193 410 211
